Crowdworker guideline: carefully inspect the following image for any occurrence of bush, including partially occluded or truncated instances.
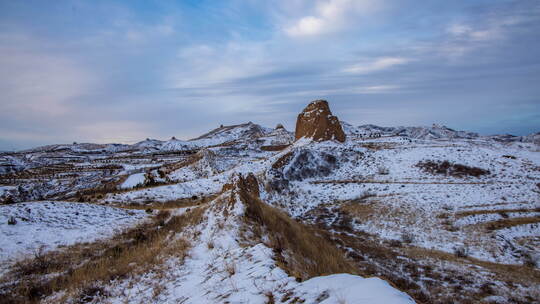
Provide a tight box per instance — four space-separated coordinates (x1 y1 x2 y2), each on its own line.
2 196 15 205
417 160 490 178
523 252 538 268
388 239 402 247
401 232 415 244
8 216 17 225
377 166 390 175
454 245 469 258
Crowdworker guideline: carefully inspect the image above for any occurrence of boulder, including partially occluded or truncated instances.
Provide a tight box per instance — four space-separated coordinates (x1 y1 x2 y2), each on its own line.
295 100 346 142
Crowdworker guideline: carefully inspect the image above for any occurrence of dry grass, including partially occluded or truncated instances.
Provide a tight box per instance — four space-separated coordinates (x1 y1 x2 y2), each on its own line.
462 201 529 209
271 151 293 169
303 202 540 304
416 160 490 178
404 246 540 285
260 144 290 151
482 216 540 231
118 195 217 210
0 207 206 304
340 202 375 221
240 190 355 281
360 143 396 150
456 207 540 218
311 179 492 185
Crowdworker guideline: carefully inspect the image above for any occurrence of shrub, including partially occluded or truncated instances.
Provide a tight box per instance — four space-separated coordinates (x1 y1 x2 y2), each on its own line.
78 284 109 303
8 216 17 225
416 160 490 178
388 239 402 247
155 210 170 221
522 252 538 268
224 260 236 276
454 245 469 258
377 166 390 175
401 232 415 244
2 196 15 205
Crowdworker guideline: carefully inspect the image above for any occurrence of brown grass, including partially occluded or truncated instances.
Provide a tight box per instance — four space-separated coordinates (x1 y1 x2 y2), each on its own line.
416 160 490 178
118 195 217 210
0 207 206 304
311 179 492 185
360 143 396 150
456 207 540 218
404 246 540 285
240 191 355 280
482 216 540 231
260 144 290 151
462 201 529 209
271 151 293 169
316 218 540 304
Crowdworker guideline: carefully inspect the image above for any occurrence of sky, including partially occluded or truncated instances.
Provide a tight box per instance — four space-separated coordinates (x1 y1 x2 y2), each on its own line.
1 0 539 150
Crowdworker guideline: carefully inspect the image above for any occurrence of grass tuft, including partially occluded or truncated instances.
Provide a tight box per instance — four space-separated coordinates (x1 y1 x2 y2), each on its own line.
240 189 354 280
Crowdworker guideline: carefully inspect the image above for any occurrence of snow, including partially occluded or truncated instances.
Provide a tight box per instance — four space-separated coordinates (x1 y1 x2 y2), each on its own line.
120 172 146 189
296 274 415 304
98 192 414 304
0 201 147 274
2 119 539 302
262 137 540 265
0 186 16 196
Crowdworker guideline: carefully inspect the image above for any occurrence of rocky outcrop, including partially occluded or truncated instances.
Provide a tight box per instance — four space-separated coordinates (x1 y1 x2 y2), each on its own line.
295 100 346 142
223 173 260 198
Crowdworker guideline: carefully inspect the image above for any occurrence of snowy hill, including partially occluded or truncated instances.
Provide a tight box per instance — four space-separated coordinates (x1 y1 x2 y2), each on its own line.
342 122 480 139
1 102 539 303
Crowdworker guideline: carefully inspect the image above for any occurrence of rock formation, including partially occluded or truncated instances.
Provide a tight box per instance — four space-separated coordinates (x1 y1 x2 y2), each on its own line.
294 100 346 142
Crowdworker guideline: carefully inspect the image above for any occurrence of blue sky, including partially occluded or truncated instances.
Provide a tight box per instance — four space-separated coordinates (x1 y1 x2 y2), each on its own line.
1 0 539 150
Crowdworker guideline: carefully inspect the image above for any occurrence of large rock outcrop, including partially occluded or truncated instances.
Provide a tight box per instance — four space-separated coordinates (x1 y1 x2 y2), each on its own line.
295 100 346 142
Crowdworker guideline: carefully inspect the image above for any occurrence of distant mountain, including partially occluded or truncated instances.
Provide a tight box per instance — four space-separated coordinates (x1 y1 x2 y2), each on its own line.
189 122 271 145
342 122 479 140
342 121 539 143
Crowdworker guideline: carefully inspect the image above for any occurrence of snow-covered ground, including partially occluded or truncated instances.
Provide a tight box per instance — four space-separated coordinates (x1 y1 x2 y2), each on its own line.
93 191 414 304
264 137 539 265
120 172 146 189
0 201 147 274
1 120 539 303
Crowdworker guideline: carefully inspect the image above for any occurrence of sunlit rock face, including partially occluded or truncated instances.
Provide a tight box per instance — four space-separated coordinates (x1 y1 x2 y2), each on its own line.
295 100 346 142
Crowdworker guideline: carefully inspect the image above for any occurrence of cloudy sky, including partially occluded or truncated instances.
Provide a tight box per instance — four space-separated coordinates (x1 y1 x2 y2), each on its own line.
1 0 539 150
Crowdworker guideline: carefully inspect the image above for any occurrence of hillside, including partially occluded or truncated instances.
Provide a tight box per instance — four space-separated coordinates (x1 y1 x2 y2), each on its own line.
0 100 539 303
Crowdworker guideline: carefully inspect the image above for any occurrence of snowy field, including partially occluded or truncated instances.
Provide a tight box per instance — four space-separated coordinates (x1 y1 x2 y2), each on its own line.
0 201 147 274
83 192 415 304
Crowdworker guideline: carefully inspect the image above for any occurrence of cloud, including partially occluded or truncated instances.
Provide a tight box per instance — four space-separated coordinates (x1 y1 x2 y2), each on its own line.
74 121 154 143
1 0 539 150
0 34 96 118
343 57 410 74
285 0 381 37
446 23 502 42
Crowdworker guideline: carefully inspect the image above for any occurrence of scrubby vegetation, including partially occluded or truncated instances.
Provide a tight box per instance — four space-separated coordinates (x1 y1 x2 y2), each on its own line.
240 189 354 280
0 207 205 304
416 160 490 177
